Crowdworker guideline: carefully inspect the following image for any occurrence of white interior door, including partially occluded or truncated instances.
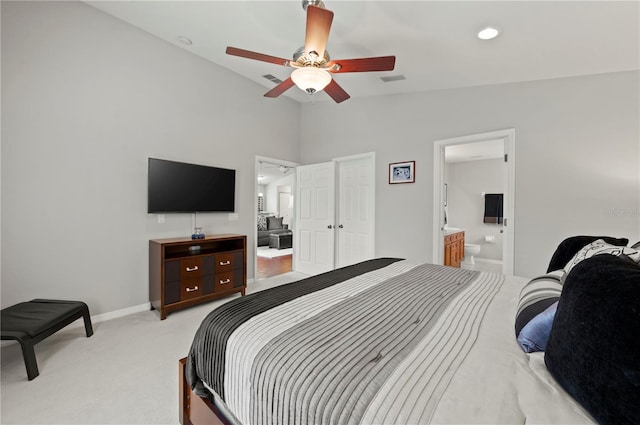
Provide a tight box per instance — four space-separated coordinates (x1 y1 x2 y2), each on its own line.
295 162 336 275
336 157 375 268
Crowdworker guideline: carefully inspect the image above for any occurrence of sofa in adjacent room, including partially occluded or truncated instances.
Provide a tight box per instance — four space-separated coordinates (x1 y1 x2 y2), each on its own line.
257 215 290 246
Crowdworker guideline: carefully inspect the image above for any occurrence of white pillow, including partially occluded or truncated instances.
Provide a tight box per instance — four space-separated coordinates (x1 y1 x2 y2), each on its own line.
564 239 640 276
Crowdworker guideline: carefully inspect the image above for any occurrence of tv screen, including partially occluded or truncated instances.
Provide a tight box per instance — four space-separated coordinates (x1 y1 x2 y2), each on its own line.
147 158 236 213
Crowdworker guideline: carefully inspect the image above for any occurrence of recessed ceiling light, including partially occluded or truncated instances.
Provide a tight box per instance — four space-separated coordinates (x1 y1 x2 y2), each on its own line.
477 27 501 40
177 36 193 45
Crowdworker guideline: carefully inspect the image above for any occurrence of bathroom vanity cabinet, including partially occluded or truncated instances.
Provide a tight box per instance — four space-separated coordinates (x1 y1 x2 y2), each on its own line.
444 230 465 268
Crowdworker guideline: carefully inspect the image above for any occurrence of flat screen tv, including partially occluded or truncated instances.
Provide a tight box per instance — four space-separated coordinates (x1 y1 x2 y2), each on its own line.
147 158 236 213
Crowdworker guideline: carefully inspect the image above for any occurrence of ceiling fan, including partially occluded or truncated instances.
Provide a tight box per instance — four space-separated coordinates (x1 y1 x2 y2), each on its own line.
226 0 396 103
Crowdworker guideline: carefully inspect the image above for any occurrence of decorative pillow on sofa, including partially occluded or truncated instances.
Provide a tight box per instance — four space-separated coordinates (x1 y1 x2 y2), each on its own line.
563 239 640 277
544 254 640 425
546 235 629 272
267 216 284 230
514 270 564 339
257 215 268 231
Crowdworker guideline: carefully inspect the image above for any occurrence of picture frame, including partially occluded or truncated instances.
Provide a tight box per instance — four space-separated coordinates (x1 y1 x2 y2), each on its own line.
389 161 415 184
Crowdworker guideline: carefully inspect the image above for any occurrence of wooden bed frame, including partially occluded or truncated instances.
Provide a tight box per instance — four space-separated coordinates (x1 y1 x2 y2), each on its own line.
179 357 232 425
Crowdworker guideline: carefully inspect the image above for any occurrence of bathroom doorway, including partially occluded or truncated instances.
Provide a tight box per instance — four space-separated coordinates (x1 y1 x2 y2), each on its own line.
432 129 515 275
255 156 297 280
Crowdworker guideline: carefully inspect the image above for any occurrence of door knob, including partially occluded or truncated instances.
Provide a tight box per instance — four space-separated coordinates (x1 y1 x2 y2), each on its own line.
327 225 333 229
338 224 344 229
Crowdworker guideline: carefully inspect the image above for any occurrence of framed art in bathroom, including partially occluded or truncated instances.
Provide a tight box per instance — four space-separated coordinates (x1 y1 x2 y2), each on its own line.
389 161 415 184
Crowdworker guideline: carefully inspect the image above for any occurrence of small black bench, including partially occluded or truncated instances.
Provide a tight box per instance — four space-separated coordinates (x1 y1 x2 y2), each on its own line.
1 299 93 380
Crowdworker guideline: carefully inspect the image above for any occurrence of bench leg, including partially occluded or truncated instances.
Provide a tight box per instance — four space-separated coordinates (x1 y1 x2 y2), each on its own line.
82 307 94 338
18 340 39 381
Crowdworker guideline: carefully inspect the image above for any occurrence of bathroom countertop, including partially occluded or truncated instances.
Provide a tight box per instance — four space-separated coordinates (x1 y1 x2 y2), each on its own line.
443 227 465 236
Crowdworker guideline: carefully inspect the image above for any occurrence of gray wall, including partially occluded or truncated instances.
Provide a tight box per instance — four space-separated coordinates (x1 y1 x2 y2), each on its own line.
1 1 300 314
447 158 506 261
299 71 640 278
2 1 639 317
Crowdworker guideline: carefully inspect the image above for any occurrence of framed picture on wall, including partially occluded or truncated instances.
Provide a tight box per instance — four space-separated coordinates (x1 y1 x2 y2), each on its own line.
389 161 415 184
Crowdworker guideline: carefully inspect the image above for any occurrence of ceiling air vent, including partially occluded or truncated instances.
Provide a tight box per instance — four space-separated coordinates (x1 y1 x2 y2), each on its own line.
380 75 406 83
262 74 283 84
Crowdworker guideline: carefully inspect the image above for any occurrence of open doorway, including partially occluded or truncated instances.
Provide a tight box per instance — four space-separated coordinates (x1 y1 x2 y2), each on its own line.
432 129 515 275
255 156 297 280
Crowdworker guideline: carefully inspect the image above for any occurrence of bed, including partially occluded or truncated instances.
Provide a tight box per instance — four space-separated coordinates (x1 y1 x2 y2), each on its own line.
180 238 640 425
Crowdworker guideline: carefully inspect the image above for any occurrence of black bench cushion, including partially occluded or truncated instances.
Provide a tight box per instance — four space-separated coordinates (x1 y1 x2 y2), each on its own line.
1 299 88 338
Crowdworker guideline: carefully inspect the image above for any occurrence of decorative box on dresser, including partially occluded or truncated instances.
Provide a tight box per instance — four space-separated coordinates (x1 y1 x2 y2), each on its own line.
444 230 465 268
149 234 246 320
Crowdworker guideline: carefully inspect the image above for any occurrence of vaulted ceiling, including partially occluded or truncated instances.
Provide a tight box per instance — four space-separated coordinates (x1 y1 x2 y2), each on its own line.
86 1 639 103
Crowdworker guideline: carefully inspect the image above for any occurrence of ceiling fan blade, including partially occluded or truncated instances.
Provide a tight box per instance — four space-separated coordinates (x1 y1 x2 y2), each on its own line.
226 46 289 66
328 56 396 73
264 77 296 98
324 79 350 103
305 5 334 60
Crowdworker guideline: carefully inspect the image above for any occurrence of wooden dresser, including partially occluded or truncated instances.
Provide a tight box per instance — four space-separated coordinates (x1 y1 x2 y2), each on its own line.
149 234 246 319
444 230 465 268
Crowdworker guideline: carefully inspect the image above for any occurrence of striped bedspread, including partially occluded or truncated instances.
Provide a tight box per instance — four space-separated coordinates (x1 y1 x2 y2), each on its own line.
187 258 504 425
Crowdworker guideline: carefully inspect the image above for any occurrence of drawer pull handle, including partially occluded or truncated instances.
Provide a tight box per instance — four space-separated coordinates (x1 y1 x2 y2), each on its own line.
219 260 231 266
185 266 199 272
186 286 199 292
219 279 231 285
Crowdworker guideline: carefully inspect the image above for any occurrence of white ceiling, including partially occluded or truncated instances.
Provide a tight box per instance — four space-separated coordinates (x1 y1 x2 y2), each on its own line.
258 162 295 185
85 1 639 104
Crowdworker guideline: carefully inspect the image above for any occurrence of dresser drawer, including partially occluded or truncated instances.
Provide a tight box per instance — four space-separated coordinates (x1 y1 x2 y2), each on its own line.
214 251 242 273
180 257 203 280
181 279 202 301
214 271 236 292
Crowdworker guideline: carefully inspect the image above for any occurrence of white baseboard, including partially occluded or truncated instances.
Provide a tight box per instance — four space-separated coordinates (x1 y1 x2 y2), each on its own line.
472 257 503 265
90 302 151 324
1 284 262 349
461 257 503 268
91 281 258 323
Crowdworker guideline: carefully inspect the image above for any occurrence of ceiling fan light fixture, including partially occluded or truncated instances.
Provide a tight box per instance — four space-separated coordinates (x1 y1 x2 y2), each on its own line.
302 0 325 11
291 67 332 94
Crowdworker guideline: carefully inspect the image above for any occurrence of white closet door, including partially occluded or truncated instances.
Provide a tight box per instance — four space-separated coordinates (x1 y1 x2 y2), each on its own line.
336 157 375 268
295 162 336 275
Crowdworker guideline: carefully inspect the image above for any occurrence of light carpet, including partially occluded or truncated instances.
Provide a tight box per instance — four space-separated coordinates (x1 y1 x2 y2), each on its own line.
0 271 306 425
256 246 293 258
